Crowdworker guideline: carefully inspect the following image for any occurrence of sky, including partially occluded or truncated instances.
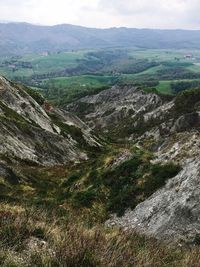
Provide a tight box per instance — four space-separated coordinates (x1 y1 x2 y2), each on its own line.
0 0 200 29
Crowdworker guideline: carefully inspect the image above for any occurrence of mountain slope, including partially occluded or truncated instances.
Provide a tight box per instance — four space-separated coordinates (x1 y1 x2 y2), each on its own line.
98 88 200 244
66 84 200 244
1 23 200 56
66 85 167 139
0 76 100 166
0 77 200 245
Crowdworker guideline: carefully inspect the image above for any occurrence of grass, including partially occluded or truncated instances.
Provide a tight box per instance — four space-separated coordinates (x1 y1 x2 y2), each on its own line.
156 80 172 94
0 202 200 267
25 51 86 73
128 48 184 61
121 64 162 81
155 78 200 95
187 64 200 73
0 144 180 221
0 51 88 77
2 48 200 105
40 75 115 89
0 150 185 266
77 147 180 216
40 75 117 104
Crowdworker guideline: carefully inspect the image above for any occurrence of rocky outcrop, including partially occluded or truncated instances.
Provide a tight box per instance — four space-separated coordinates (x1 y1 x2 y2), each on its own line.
107 129 200 244
107 158 200 245
93 86 200 244
2 77 200 245
0 77 100 166
66 85 163 131
0 77 54 133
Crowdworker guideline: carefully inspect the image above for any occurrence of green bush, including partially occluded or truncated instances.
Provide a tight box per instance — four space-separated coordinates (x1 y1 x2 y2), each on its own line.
174 88 200 113
61 172 80 188
142 163 181 196
73 189 97 208
101 153 180 216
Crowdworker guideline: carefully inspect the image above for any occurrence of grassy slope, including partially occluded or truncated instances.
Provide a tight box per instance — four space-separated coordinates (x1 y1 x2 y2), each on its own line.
23 51 87 74
187 64 200 73
0 72 200 265
0 145 198 266
1 201 200 267
0 51 87 77
156 80 172 94
40 75 115 89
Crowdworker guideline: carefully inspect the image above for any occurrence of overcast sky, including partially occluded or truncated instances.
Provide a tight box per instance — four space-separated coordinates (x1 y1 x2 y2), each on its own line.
0 0 200 29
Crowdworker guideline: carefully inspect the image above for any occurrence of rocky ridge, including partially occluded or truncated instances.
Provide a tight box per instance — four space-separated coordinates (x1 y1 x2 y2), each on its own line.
0 76 100 167
66 85 163 132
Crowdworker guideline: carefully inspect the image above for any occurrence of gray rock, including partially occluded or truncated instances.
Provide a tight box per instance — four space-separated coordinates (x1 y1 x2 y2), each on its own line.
107 131 200 244
0 76 100 166
66 85 163 130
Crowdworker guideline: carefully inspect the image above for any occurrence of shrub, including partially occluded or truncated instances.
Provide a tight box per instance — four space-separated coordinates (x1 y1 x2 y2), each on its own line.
89 151 181 216
174 88 200 114
73 189 98 208
142 163 181 196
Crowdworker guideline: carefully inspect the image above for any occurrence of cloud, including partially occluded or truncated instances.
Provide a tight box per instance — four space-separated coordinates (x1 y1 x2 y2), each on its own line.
0 0 35 6
0 0 200 29
0 0 99 26
99 0 186 15
98 0 200 29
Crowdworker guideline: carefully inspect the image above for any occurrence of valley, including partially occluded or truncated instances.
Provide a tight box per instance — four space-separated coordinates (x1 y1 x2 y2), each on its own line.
2 47 200 106
0 75 200 266
0 23 200 267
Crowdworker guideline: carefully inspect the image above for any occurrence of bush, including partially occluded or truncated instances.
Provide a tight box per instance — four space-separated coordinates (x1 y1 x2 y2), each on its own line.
99 151 180 216
142 163 181 196
61 172 80 188
73 189 97 208
174 88 200 114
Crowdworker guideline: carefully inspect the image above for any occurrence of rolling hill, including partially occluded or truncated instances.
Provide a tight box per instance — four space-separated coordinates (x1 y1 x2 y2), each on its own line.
1 22 200 56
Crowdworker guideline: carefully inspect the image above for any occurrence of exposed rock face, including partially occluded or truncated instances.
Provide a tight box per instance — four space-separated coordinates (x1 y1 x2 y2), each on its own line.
0 76 100 166
78 86 199 244
107 160 200 244
0 77 54 133
107 131 200 244
66 85 163 131
105 100 200 244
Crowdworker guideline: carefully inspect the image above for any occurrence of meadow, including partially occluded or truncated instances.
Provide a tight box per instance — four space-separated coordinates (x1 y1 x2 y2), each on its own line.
1 48 200 102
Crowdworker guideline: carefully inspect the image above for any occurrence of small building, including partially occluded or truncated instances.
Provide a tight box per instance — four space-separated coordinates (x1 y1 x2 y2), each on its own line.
184 54 193 59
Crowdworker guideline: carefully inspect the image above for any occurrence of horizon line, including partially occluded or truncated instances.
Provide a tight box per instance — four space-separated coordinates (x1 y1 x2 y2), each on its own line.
1 21 200 31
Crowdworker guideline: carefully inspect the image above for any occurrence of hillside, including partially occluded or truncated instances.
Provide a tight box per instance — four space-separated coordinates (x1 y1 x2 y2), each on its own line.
0 76 101 183
0 78 200 266
2 23 200 56
66 85 200 244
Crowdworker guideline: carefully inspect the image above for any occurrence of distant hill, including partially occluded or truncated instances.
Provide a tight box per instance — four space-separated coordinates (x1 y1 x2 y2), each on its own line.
1 22 200 56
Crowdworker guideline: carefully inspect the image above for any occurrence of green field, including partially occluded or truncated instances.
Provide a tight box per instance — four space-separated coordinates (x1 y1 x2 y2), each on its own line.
0 50 88 78
156 81 172 94
41 75 118 104
22 51 87 73
187 64 200 73
41 75 116 89
1 48 200 103
156 78 200 94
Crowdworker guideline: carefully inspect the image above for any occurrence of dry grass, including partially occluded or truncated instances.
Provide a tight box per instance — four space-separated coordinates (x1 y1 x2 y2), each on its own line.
0 203 200 267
